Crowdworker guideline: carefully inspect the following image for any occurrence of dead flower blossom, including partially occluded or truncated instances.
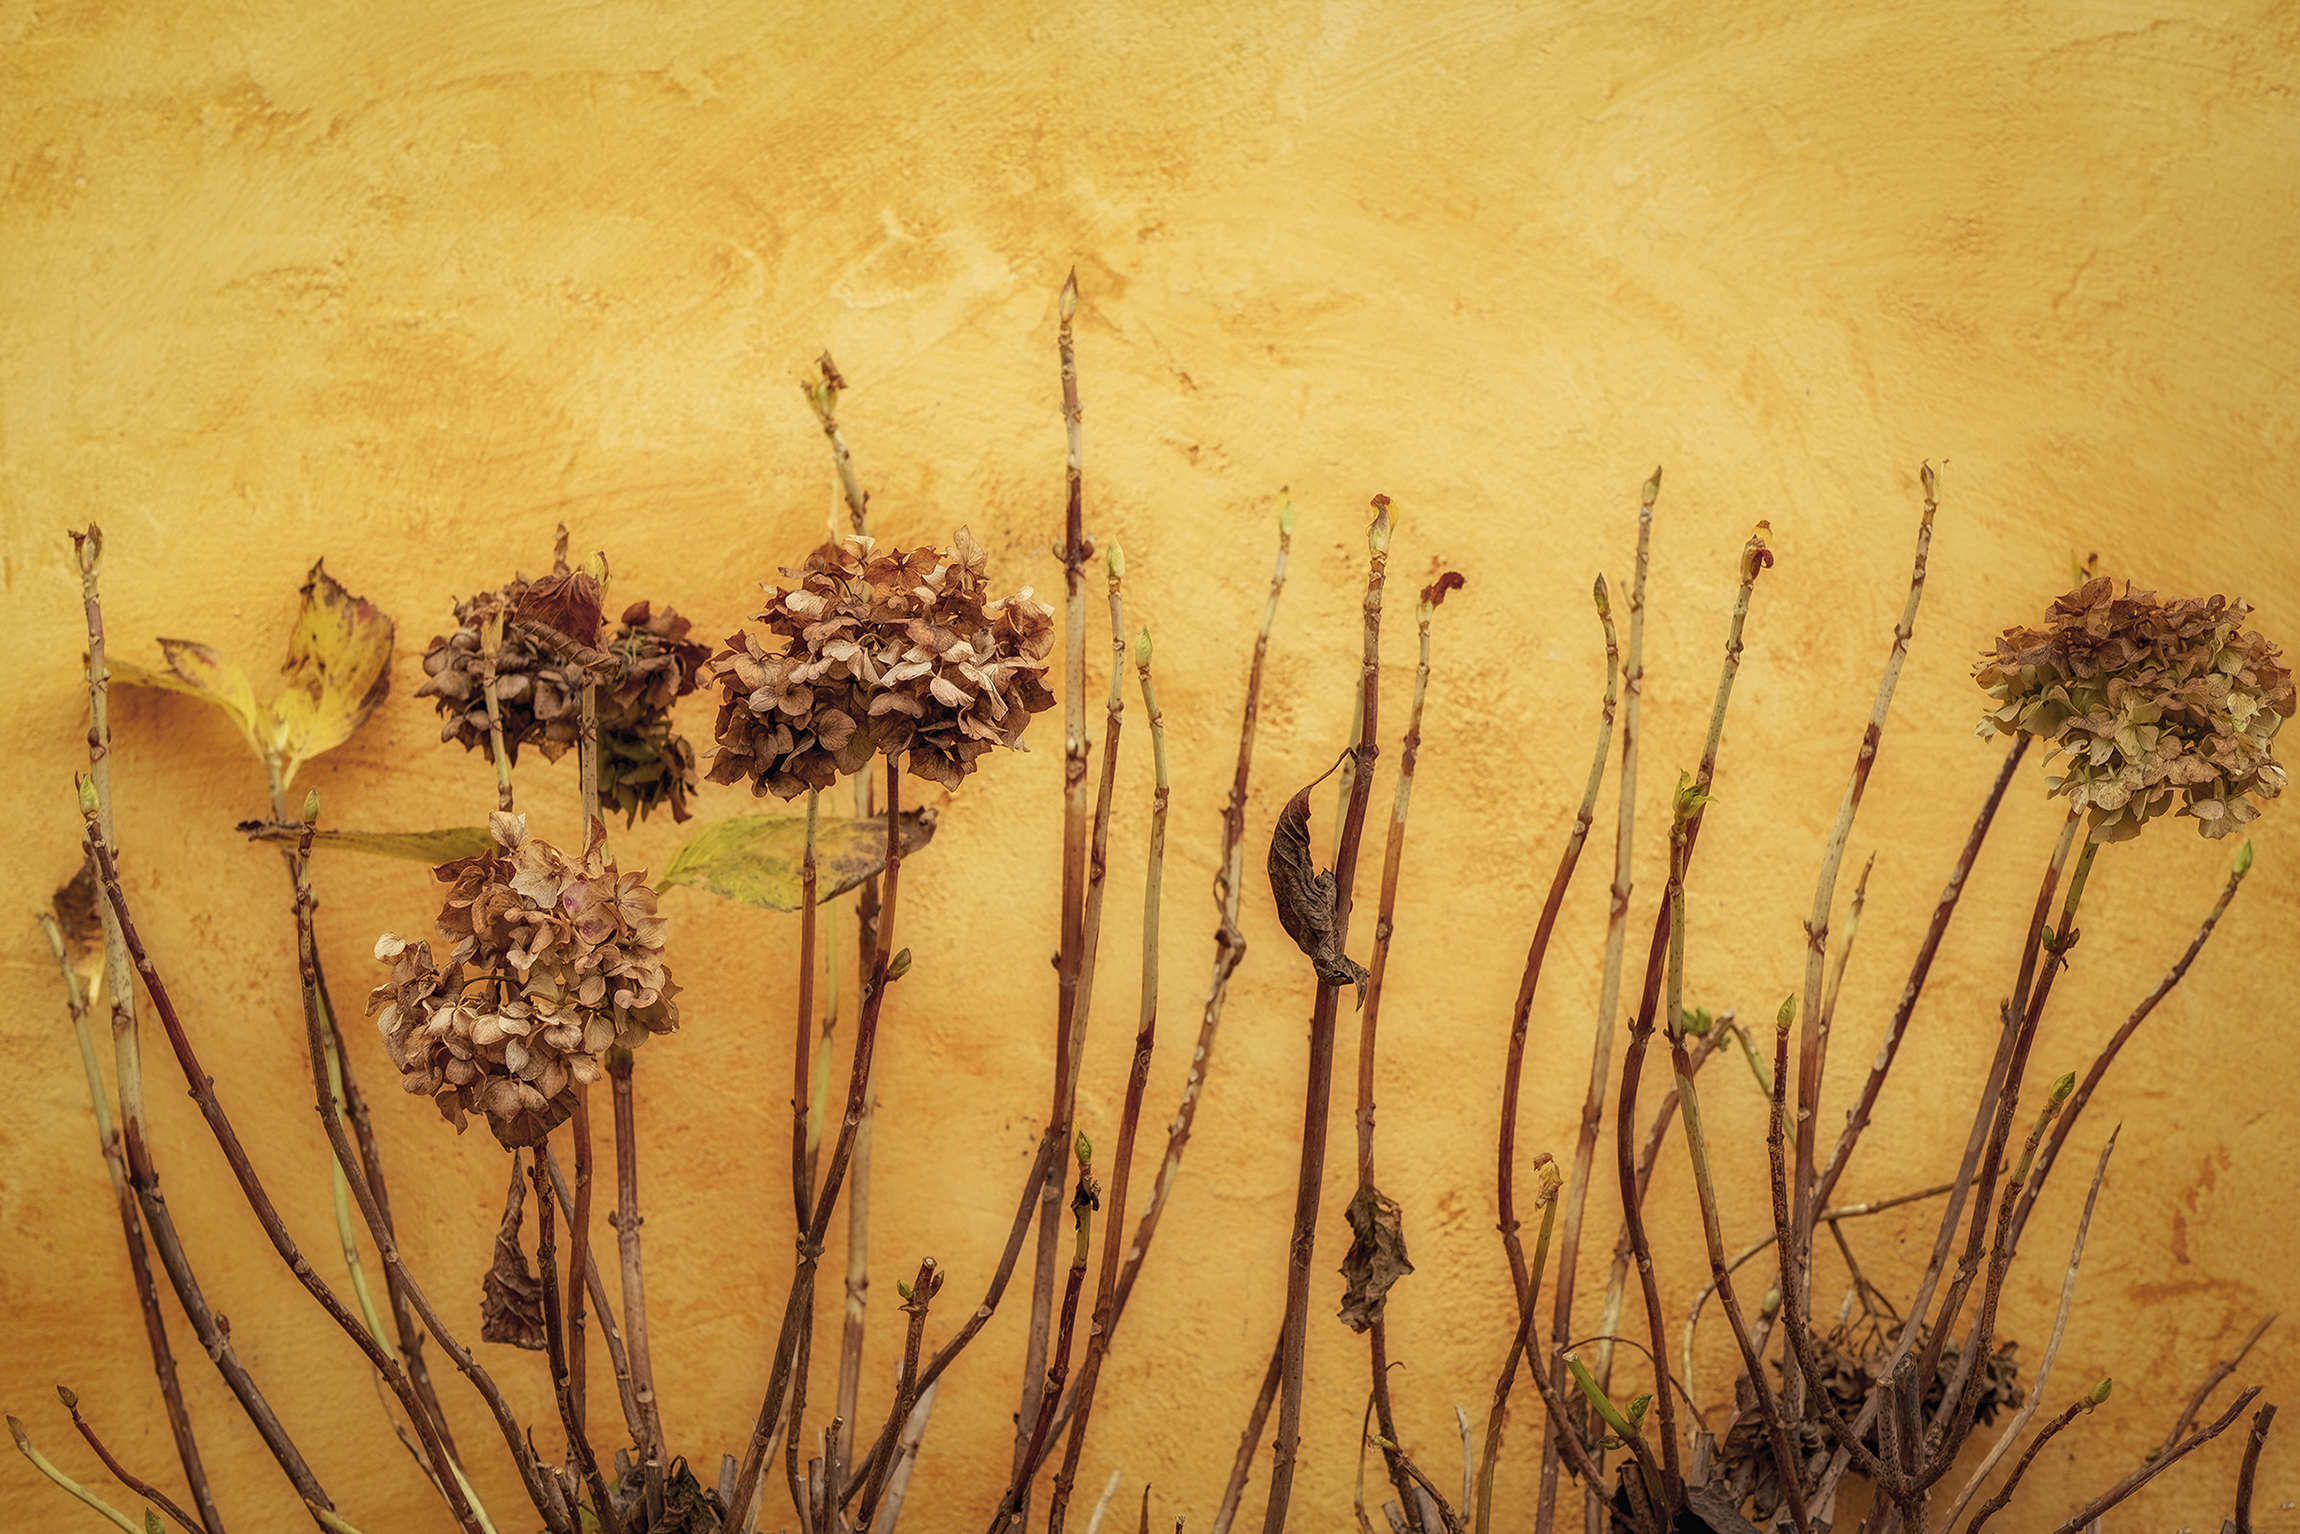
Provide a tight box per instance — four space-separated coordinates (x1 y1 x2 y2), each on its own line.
707 528 1056 797
1976 576 2291 841
367 811 678 1148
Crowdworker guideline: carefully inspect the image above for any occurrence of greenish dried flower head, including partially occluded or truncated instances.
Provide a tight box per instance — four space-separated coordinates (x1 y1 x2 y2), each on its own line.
1976 578 2292 841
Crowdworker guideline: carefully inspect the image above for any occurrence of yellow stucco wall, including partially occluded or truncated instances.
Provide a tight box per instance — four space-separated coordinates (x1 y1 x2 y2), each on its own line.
5 3 2296 1530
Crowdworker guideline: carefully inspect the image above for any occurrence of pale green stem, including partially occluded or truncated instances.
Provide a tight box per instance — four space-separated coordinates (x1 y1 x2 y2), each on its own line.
9 1416 146 1533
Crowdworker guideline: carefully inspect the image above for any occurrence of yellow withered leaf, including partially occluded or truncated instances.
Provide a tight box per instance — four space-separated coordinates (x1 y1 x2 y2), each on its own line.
110 639 263 754
110 562 395 785
270 560 396 785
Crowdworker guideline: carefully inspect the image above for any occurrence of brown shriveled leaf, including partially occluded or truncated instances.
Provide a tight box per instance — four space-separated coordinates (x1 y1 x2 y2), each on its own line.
479 1173 547 1351
652 1456 718 1533
272 560 396 785
50 864 104 964
236 821 495 864
656 808 938 911
1267 764 1369 1006
111 642 264 755
1337 1181 1414 1333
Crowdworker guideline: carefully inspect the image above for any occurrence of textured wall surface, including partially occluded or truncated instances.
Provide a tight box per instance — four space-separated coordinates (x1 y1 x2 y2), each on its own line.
5 3 2297 1530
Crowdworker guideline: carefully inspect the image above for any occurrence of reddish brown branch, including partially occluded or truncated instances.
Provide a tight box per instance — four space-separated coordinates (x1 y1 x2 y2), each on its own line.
2045 1387 2258 1534
58 1385 202 1534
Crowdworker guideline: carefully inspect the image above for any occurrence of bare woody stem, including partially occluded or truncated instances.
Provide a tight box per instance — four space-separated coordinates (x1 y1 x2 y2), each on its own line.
1358 575 1461 1532
1542 468 1656 1534
1500 577 1617 1309
606 1052 666 1523
2043 1386 2258 1534
1212 1338 1284 1534
1476 1163 1559 1534
2153 1312 2276 1462
795 790 821 1231
1021 267 1092 1512
1261 496 1389 1534
998 1139 1100 1531
855 1258 941 1530
1789 466 1938 1334
477 609 517 812
565 1093 606 1526
540 1147 647 1455
2009 845 2250 1250
1104 499 1292 1342
2234 1402 2277 1534
1047 626 1169 1534
725 754 906 1527
278 817 572 1531
86 814 488 1534
1592 520 1768 1396
40 910 220 1534
72 531 222 1529
527 1148 621 1534
57 1385 202 1534
1766 1002 1909 1509
1965 1379 2111 1534
1812 735 2028 1212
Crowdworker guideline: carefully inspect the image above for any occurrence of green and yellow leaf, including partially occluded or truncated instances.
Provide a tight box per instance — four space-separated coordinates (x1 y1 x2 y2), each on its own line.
236 821 494 864
110 640 263 754
657 809 938 910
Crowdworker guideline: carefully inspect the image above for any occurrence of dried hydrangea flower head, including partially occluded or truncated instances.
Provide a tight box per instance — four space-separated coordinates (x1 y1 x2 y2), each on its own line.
415 567 604 765
708 527 1056 797
596 599 710 823
1976 576 2292 841
366 811 679 1148
418 571 708 823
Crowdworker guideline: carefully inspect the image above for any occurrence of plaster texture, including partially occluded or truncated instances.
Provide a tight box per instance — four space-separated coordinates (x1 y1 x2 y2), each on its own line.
3 3 2296 1530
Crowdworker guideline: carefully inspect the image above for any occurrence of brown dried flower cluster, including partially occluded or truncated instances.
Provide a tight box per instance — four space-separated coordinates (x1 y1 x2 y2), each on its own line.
417 573 707 822
597 600 710 822
1976 577 2292 841
366 812 678 1148
708 528 1056 797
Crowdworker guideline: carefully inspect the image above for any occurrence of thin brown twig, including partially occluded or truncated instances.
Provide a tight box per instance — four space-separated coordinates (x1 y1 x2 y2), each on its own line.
528 1148 621 1534
1047 624 1169 1534
1492 580 1614 1316
41 909 222 1534
1358 574 1462 1532
2011 849 2251 1251
2044 1386 2258 1534
725 754 907 1526
1789 464 1938 1386
1542 470 1656 1534
2234 1402 2277 1534
1019 267 1094 1517
1813 736 2027 1213
1261 497 1390 1534
1966 1380 2111 1534
1213 1338 1284 1534
87 815 489 1533
57 1385 202 1534
540 1147 646 1453
604 1051 665 1523
1940 1131 2118 1528
2152 1313 2277 1464
855 1259 940 1530
998 1144 1101 1532
1103 500 1292 1342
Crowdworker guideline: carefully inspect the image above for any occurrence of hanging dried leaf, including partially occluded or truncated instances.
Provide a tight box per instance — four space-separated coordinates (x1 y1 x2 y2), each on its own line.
1267 764 1369 1006
479 1171 547 1351
272 560 397 785
110 562 395 785
111 642 263 754
1337 1182 1414 1333
236 821 495 864
656 808 939 911
651 1456 718 1533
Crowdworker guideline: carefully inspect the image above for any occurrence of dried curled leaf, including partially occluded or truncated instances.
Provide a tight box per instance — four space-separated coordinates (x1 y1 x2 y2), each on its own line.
479 1174 546 1351
1337 1182 1414 1333
1267 763 1369 1006
110 562 395 787
656 808 939 911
